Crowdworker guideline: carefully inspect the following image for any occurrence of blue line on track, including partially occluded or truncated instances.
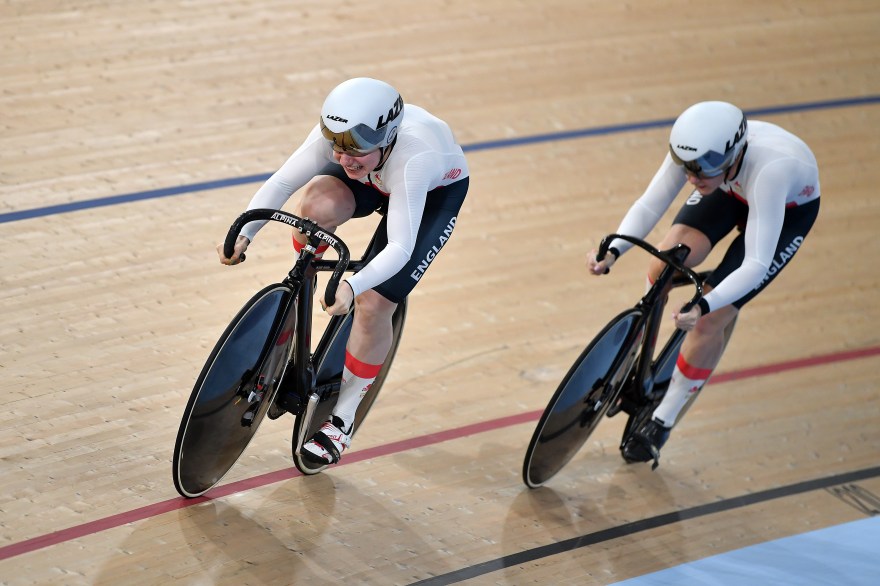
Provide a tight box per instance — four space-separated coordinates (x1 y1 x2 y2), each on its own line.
3 94 878 225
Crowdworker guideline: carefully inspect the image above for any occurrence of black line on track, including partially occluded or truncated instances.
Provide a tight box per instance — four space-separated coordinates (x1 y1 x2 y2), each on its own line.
408 465 880 585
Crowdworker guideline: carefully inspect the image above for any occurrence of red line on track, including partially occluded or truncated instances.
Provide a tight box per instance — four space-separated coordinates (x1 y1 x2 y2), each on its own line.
2 345 878 562
710 346 880 383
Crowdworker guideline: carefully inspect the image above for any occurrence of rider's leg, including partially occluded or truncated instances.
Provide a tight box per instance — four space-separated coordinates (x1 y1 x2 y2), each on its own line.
332 290 397 428
652 301 738 426
625 224 720 465
645 223 722 427
302 290 396 464
301 294 396 464
646 221 746 428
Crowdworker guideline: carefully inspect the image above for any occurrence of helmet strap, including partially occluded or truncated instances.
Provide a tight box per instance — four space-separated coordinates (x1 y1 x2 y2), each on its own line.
374 136 398 172
725 142 748 182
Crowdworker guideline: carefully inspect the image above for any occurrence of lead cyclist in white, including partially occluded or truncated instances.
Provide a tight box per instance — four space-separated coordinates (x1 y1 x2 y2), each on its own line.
587 101 820 465
218 78 469 466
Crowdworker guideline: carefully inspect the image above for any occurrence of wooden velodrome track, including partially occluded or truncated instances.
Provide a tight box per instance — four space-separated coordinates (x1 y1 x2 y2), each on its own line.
2 1 879 584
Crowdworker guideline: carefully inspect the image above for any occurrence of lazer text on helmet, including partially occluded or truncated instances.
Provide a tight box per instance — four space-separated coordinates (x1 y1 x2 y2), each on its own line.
376 96 404 129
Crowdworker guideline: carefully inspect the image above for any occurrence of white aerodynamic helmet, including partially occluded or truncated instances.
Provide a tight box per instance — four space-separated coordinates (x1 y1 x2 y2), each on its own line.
669 101 748 177
319 77 404 155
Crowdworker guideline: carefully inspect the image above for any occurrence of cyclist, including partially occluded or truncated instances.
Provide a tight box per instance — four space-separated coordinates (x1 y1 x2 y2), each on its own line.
587 101 820 467
218 77 470 466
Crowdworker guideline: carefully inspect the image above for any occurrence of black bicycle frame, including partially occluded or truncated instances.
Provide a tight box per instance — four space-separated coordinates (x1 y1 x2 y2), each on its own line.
598 234 704 406
223 208 355 411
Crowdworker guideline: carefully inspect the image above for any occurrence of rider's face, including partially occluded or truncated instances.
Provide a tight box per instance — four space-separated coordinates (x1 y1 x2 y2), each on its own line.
334 149 382 179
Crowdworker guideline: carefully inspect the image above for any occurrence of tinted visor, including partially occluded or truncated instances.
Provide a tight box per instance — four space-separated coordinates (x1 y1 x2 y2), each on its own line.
320 118 385 155
669 146 733 178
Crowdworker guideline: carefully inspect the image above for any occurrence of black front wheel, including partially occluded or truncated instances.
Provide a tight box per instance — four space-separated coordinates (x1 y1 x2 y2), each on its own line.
522 309 644 488
172 284 297 498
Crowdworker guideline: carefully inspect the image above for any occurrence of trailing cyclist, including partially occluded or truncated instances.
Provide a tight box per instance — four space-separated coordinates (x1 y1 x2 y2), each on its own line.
586 101 820 466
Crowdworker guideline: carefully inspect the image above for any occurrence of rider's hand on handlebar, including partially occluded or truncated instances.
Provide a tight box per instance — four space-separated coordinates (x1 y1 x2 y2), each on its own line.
217 235 250 265
321 280 354 316
672 303 702 331
587 248 617 275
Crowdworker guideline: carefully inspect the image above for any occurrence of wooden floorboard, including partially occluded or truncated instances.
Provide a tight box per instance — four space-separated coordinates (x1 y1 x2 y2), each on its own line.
2 1 879 584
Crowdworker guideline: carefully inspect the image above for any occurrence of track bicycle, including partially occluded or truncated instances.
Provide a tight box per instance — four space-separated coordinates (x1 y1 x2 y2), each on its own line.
522 234 707 488
172 208 407 498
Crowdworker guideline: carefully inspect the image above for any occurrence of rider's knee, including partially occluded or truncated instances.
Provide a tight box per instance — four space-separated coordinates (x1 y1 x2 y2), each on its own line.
353 290 397 322
693 305 737 337
659 226 713 267
298 177 354 223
